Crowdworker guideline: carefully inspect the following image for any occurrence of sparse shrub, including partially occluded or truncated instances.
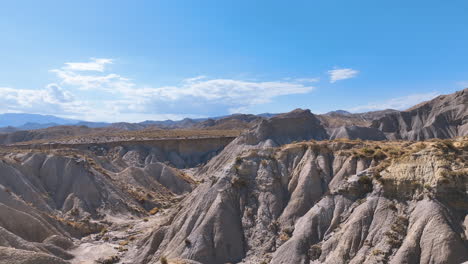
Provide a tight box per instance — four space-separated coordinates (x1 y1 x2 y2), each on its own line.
185 238 192 247
385 215 408 247
231 176 247 187
100 227 108 235
358 175 373 193
97 255 120 264
137 197 147 204
3 187 11 194
413 142 426 152
261 159 268 166
69 208 79 216
373 150 387 160
143 218 149 222
441 169 467 179
356 198 367 205
440 139 456 152
439 177 450 184
373 172 382 181
119 240 129 246
149 207 159 215
372 249 383 256
396 215 408 225
282 226 294 236
117 246 128 252
160 256 168 264
358 175 372 186
279 232 290 241
361 147 375 156
385 147 404 158
268 220 279 232
309 244 322 261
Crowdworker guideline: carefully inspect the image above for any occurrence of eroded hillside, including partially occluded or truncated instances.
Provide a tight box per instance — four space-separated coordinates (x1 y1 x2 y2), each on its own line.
0 100 467 264
130 112 467 264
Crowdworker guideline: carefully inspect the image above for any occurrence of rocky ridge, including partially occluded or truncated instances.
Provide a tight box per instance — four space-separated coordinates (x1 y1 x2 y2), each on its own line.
0 89 467 264
130 110 467 264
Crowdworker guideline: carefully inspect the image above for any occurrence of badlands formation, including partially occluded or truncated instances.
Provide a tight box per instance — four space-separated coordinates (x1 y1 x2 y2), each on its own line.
0 88 467 264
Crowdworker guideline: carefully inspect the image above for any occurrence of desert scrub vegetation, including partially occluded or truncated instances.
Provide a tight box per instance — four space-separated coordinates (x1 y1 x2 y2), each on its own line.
2 186 12 195
160 256 168 264
119 240 129 246
309 244 322 261
149 207 159 215
440 169 467 178
96 255 120 264
358 175 373 191
50 215 104 237
279 232 290 241
385 215 408 247
231 176 248 187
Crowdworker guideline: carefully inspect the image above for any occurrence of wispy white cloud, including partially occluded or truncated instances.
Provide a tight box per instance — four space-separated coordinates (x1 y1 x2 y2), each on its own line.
111 77 316 115
51 58 131 91
51 69 133 91
1 58 318 121
457 81 468 88
328 68 359 83
348 92 440 112
64 58 113 72
294 77 320 83
0 84 87 115
129 78 315 104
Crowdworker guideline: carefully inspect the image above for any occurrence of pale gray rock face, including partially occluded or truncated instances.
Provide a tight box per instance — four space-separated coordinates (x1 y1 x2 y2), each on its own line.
132 115 467 264
241 108 329 146
371 88 468 140
116 162 192 195
0 144 196 262
0 97 467 263
0 246 69 264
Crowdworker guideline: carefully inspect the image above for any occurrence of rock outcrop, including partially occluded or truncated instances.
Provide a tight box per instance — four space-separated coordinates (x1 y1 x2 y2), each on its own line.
328 125 387 141
0 144 197 262
0 90 467 263
131 108 468 263
371 88 468 140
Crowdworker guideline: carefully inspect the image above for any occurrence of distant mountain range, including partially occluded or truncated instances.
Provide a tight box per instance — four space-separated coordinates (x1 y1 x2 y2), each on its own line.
0 112 279 133
0 113 80 128
1 88 466 143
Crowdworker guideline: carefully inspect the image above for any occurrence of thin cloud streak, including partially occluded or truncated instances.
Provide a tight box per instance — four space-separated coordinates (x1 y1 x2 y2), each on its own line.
64 58 113 72
348 92 440 112
328 68 359 83
1 58 319 122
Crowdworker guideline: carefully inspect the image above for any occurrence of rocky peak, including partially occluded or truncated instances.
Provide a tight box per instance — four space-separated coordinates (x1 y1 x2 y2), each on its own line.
241 108 328 146
371 88 468 140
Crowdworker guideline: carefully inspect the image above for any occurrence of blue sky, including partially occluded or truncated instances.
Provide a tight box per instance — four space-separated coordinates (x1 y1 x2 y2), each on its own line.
0 0 467 122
